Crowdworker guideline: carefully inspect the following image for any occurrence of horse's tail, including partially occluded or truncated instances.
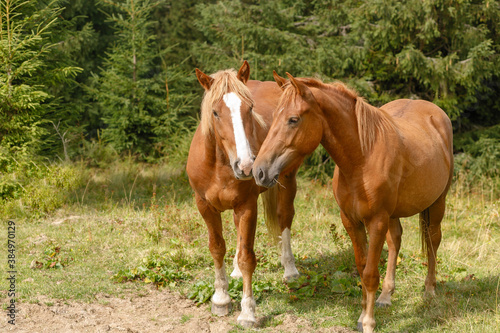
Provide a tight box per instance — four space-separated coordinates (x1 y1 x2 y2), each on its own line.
261 185 281 244
419 208 430 255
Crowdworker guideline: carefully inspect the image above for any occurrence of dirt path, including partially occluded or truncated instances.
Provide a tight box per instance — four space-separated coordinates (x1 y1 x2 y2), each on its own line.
2 288 356 332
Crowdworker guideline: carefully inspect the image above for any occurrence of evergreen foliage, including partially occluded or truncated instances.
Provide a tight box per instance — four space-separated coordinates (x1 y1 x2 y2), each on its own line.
87 0 166 157
350 0 499 119
0 0 498 179
192 0 500 119
0 0 81 158
86 0 195 159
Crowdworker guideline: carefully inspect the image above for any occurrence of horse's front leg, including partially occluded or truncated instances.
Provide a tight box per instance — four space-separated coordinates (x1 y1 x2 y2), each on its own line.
361 214 390 333
340 210 368 332
234 200 258 328
195 195 231 316
376 217 402 307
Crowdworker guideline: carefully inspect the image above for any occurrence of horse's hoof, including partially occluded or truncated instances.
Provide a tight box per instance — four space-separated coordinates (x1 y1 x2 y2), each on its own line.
211 302 232 316
375 300 391 308
283 272 300 282
357 320 375 333
238 319 256 328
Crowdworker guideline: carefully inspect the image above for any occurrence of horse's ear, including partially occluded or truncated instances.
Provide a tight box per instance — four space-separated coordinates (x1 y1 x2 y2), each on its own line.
273 70 287 90
196 68 214 90
286 72 310 97
237 60 250 84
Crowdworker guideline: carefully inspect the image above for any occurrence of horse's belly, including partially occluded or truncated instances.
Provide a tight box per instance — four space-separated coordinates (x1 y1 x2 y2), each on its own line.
393 163 450 217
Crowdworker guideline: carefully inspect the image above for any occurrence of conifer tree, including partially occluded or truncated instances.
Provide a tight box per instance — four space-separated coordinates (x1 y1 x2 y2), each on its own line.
192 0 499 123
89 0 192 159
350 0 499 120
0 0 81 157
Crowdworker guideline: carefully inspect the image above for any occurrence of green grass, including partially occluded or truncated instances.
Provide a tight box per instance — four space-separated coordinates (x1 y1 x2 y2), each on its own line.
1 160 499 332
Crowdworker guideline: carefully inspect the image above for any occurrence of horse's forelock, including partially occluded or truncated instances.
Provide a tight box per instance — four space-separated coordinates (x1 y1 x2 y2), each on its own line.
276 83 298 112
200 69 255 136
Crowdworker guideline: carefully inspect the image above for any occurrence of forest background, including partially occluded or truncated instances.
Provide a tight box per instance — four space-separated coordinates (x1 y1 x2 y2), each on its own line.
1 0 500 213
1 2 499 331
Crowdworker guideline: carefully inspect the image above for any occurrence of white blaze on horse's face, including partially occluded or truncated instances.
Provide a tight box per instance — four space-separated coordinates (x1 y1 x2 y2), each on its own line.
223 92 254 178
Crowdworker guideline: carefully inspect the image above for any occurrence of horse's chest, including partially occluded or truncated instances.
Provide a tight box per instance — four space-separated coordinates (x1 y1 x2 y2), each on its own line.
333 169 390 221
205 179 255 211
333 173 365 220
335 189 373 222
205 185 233 210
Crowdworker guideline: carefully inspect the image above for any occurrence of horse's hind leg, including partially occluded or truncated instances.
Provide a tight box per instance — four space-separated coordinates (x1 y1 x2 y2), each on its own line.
376 217 402 307
422 195 446 296
195 195 231 316
230 213 242 278
277 172 299 281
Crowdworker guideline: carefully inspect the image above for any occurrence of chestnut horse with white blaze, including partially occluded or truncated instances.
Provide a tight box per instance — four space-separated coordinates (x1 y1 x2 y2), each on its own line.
186 62 300 328
253 72 453 333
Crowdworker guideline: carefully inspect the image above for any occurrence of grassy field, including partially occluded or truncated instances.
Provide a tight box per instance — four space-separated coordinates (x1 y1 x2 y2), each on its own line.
1 160 499 332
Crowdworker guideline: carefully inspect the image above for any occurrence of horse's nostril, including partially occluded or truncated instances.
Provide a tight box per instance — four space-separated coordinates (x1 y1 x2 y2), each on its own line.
258 168 264 182
234 159 241 171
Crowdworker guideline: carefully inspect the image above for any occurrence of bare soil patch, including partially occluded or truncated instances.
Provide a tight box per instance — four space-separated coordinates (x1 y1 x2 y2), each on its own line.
2 288 356 333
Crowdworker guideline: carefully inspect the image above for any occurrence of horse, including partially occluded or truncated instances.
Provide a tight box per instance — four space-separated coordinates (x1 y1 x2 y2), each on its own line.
186 62 300 327
252 72 453 333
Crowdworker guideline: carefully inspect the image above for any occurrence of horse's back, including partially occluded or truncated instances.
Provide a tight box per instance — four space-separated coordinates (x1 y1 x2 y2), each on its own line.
382 99 453 154
383 99 451 129
247 80 283 123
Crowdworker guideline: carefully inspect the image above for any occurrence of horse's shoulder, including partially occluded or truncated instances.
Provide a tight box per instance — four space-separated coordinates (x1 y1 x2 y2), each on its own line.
187 127 215 185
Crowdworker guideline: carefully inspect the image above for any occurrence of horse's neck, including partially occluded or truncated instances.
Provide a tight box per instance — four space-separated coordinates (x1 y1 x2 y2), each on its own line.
317 88 398 174
315 88 365 172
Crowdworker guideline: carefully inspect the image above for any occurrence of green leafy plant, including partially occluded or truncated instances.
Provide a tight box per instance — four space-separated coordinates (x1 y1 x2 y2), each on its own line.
187 280 214 305
287 271 328 299
112 255 191 288
187 277 274 305
32 246 74 269
287 270 361 300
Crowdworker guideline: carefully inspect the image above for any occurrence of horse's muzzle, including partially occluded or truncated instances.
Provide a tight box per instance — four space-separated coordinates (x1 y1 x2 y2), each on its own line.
232 157 254 180
253 165 278 188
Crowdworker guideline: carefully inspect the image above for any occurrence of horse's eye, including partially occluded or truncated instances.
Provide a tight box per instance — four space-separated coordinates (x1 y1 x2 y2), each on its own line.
213 110 219 118
288 117 300 126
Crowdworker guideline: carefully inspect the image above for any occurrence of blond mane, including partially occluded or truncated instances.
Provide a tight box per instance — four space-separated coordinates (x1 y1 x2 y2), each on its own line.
278 78 397 155
354 96 398 154
200 69 266 135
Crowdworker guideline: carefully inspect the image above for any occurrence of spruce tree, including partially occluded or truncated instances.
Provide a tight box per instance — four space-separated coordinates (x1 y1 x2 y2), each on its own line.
0 0 81 158
89 0 185 159
348 0 499 120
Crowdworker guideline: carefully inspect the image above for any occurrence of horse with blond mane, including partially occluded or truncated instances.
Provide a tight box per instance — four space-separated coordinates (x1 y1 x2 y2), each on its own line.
186 62 300 327
253 72 453 333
